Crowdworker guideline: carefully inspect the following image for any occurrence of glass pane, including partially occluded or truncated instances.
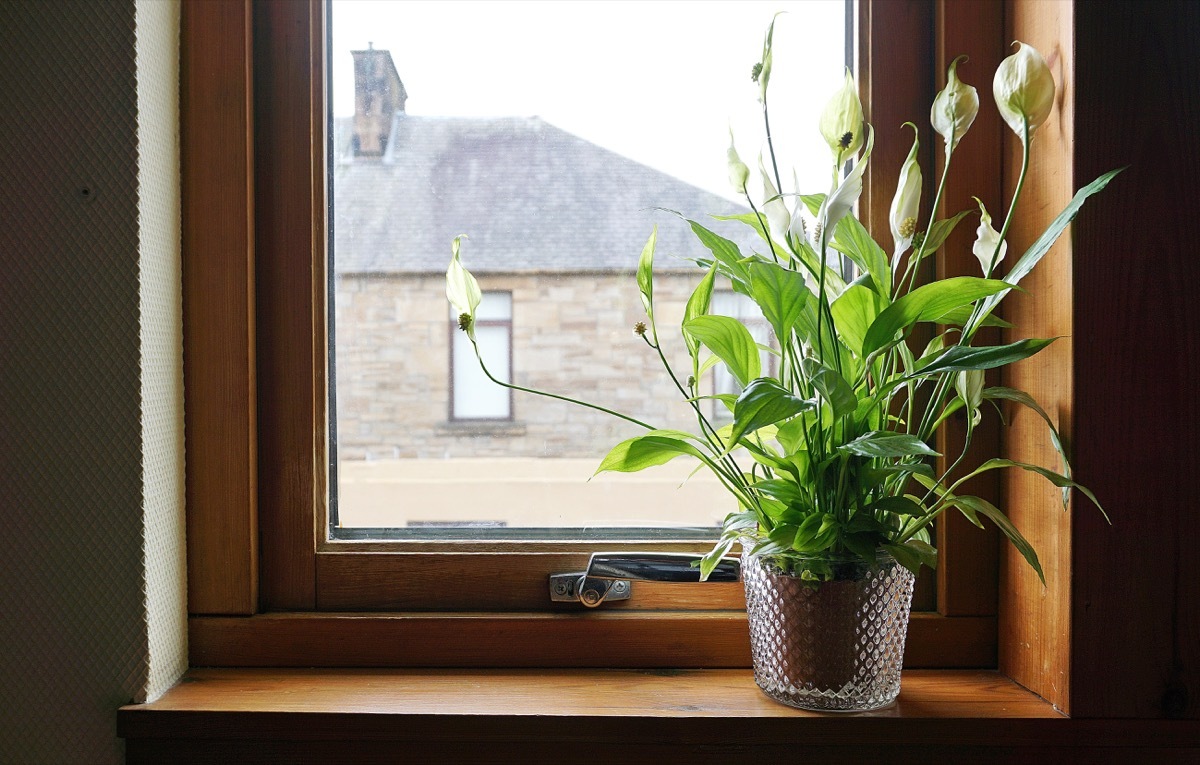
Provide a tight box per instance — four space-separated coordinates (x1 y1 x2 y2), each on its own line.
452 318 510 420
330 0 848 536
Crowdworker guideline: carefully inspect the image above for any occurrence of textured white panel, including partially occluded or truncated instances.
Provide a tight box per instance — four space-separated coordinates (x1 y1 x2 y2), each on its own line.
135 0 186 705
0 0 185 760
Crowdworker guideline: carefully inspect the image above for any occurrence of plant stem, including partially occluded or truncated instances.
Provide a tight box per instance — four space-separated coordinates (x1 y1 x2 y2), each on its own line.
470 338 655 431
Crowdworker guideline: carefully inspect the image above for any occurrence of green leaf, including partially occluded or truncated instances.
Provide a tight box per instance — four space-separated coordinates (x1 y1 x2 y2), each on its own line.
862 277 1013 357
799 193 825 216
751 478 807 507
915 338 1055 376
961 458 1108 522
832 214 891 299
982 386 1071 505
774 413 811 455
698 536 736 582
594 433 705 475
801 358 857 418
860 461 935 487
683 315 761 388
831 280 886 357
682 263 718 364
636 227 657 323
934 305 1013 329
918 209 974 259
867 495 927 517
686 219 751 289
883 543 923 576
840 431 939 458
905 539 939 570
747 262 812 344
950 494 1044 584
972 168 1125 333
728 378 815 451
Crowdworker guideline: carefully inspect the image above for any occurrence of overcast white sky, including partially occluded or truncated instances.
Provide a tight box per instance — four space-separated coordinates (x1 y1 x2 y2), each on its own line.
329 0 847 201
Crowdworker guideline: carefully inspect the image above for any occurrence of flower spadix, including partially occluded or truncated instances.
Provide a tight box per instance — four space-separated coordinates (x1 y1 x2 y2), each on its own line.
819 69 865 166
889 122 922 261
446 234 481 340
993 42 1055 138
971 197 1007 276
931 55 979 153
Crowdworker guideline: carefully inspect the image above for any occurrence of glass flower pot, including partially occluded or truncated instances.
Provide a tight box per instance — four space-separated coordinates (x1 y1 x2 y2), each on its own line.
741 547 915 711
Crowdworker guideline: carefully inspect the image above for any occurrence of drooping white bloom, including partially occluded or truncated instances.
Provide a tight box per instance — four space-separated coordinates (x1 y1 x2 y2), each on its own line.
446 235 482 340
727 128 749 194
817 125 873 239
931 55 979 152
971 197 1008 275
786 169 807 250
993 42 1055 138
819 69 865 165
759 153 790 244
889 122 922 263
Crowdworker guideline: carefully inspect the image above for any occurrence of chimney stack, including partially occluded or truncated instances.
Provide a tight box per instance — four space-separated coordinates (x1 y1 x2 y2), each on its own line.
351 44 406 158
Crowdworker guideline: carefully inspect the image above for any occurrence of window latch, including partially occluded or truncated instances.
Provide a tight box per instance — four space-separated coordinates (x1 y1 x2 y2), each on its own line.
549 552 741 607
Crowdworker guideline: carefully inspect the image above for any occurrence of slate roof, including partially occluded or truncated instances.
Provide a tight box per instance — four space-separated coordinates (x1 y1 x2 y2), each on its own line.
332 114 751 274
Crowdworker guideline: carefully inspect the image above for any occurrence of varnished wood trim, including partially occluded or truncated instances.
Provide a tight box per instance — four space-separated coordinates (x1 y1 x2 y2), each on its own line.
187 611 994 668
181 0 258 616
315 548 745 611
254 0 325 610
998 0 1074 714
118 669 1200 763
933 0 1004 617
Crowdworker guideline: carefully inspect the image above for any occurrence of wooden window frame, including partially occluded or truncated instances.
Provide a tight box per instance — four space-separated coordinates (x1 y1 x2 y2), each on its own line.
185 0 1004 669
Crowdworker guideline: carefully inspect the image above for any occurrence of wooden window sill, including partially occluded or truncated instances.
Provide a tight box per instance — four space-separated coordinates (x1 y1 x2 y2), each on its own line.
118 668 1200 762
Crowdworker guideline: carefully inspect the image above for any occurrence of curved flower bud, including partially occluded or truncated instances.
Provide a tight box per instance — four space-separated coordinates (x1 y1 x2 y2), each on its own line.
446 234 481 340
971 197 1008 275
759 153 789 243
819 68 864 165
726 128 749 194
754 14 781 102
931 55 979 153
993 42 1055 138
889 123 923 261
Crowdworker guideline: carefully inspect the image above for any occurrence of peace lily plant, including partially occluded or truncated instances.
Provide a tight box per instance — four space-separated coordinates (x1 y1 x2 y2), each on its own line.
448 27 1117 585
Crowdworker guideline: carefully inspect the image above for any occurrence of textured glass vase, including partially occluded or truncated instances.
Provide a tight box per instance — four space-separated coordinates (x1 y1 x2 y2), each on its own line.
742 548 915 711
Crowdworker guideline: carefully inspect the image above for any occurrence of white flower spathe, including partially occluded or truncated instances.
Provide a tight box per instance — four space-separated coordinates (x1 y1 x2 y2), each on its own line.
971 197 1008 276
931 55 979 152
993 42 1055 138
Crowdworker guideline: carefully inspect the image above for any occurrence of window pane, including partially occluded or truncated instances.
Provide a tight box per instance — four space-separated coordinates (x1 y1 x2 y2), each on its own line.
452 293 511 420
330 0 847 535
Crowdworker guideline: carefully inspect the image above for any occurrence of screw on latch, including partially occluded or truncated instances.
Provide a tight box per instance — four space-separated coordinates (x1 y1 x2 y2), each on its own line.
554 580 568 596
612 581 629 595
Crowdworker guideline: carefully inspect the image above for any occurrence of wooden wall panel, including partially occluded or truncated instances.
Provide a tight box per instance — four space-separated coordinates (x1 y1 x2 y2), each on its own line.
998 0 1075 713
1070 0 1200 719
254 0 326 610
181 0 258 615
933 0 1004 618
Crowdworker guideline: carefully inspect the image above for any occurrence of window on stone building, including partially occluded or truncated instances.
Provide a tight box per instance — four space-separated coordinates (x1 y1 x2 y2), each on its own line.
450 291 512 421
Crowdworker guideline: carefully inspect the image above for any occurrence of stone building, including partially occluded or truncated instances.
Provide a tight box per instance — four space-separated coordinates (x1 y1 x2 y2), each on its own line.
333 49 757 464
